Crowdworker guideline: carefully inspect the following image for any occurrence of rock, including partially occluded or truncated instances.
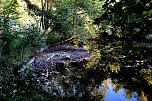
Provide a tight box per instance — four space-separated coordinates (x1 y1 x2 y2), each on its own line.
26 44 92 72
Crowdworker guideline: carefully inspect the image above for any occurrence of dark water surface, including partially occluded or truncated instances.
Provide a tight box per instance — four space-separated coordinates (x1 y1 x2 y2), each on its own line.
42 40 152 101
86 41 152 101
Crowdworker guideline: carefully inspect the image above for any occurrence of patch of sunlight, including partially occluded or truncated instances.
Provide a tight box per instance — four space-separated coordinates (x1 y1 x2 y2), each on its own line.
116 0 120 2
17 0 40 26
30 0 41 8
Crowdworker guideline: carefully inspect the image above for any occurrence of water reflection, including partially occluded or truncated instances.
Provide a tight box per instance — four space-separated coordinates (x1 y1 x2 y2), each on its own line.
35 39 152 101
85 39 151 101
96 79 139 101
94 40 152 101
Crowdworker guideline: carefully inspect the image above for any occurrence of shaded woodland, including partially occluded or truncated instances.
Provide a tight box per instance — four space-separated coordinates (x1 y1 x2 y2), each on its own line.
0 0 152 101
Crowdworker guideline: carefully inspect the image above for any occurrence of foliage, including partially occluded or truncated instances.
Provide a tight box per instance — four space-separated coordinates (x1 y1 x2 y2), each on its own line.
0 0 54 100
0 64 57 101
23 0 103 44
1 0 152 100
0 0 19 20
0 0 45 62
94 0 152 39
49 0 103 43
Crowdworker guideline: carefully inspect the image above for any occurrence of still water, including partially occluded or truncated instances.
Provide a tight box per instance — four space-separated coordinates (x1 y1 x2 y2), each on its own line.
42 40 152 101
95 79 139 101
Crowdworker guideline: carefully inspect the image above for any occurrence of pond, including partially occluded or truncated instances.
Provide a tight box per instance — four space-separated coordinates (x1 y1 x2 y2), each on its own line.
84 39 152 101
30 39 152 101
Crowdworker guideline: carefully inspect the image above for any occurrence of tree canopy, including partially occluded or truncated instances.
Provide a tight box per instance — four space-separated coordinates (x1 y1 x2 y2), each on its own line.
94 0 152 40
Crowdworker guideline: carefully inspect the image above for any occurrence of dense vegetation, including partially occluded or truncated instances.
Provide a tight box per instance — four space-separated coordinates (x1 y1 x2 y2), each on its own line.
0 0 152 100
94 0 152 41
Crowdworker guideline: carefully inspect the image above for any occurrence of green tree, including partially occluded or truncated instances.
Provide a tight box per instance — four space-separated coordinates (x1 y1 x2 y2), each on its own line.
23 0 103 44
94 0 152 40
0 0 19 55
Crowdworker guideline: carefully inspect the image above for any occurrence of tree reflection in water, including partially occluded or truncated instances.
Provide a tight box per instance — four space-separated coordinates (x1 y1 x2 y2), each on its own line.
98 79 139 101
87 39 152 101
39 39 152 101
72 39 152 101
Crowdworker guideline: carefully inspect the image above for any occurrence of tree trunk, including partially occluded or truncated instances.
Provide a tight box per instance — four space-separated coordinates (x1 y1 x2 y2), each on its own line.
41 0 54 30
